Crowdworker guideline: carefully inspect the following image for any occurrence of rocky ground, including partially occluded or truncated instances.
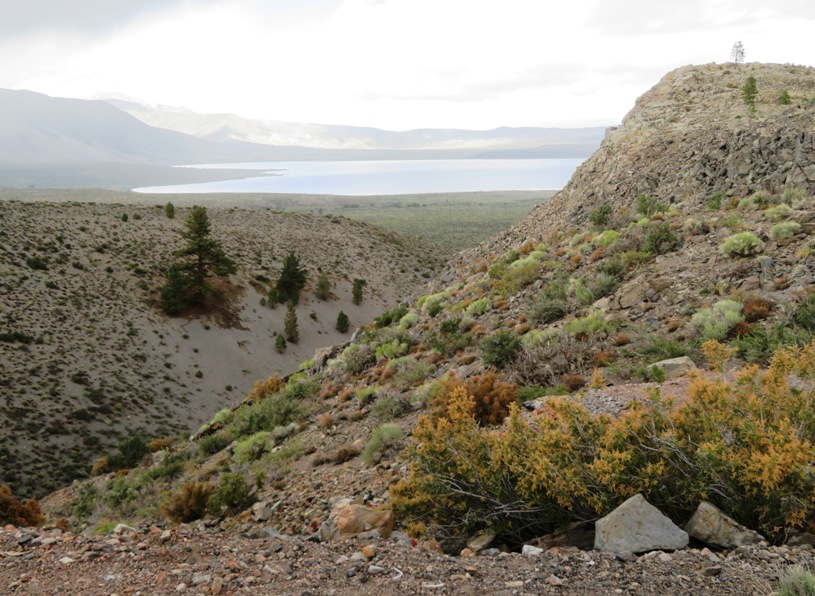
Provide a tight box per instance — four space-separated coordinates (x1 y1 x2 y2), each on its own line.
1 522 807 595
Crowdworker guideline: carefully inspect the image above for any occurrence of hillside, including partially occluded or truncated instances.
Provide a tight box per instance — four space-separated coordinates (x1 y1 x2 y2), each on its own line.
6 63 815 594
0 200 443 498
464 62 815 262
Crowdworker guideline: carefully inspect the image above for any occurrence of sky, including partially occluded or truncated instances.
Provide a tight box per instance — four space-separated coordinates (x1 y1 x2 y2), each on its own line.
2 0 815 131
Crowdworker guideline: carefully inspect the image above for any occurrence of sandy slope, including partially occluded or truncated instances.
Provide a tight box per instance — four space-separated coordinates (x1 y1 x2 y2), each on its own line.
0 198 443 497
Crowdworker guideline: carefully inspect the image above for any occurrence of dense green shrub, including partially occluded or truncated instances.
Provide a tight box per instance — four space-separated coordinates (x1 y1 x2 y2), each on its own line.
234 432 271 462
108 436 148 471
466 298 490 316
362 424 405 466
765 204 791 221
335 343 375 374
480 331 521 368
372 395 408 420
528 296 568 324
588 204 613 227
199 431 232 456
565 310 609 337
635 194 668 217
590 272 621 298
593 230 621 248
795 294 815 332
643 222 679 255
720 232 765 257
782 187 808 207
691 300 744 340
777 566 815 596
487 250 520 279
375 304 410 327
570 278 595 306
771 221 801 241
229 393 303 436
398 312 420 329
207 473 253 515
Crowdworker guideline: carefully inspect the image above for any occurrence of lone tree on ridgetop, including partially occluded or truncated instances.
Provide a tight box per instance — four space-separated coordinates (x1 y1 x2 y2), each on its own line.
160 206 236 314
730 41 745 67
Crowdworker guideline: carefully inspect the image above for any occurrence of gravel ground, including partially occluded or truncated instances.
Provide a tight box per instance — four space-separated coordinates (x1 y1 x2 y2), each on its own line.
1 523 809 595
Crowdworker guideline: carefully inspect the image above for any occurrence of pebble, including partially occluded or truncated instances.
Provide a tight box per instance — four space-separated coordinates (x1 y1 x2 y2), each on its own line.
367 564 386 574
362 544 376 559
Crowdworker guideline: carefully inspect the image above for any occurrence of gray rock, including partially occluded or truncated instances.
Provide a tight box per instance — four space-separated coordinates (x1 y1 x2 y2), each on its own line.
685 502 765 548
191 573 211 586
112 523 137 535
595 493 689 554
646 356 697 380
252 501 274 522
618 279 646 309
521 544 544 557
466 533 496 552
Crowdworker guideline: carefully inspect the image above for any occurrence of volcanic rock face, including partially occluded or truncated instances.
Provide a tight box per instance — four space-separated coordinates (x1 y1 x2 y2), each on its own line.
462 63 815 264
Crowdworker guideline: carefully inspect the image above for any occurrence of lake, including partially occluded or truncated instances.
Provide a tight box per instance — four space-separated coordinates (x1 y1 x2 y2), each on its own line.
133 158 583 195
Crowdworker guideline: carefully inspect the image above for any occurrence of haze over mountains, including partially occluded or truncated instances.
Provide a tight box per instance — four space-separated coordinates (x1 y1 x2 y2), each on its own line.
108 97 605 155
0 88 604 188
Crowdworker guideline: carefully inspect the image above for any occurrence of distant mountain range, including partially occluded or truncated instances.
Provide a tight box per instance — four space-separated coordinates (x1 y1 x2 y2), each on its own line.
0 88 606 187
108 98 606 155
0 88 605 165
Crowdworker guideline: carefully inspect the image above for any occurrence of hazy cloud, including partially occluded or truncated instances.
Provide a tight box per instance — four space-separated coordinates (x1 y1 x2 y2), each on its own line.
586 0 815 35
0 1 199 38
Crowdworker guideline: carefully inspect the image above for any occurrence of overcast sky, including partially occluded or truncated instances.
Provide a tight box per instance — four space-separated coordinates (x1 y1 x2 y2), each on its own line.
2 0 814 130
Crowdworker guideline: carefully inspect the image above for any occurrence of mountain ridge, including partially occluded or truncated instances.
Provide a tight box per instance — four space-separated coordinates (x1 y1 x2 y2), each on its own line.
107 97 607 153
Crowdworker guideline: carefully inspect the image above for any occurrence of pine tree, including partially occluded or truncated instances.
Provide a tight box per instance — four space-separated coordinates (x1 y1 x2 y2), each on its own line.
743 76 758 117
352 278 366 305
160 206 235 313
276 252 307 305
315 270 332 300
336 310 350 333
165 202 175 219
275 334 287 353
284 303 299 343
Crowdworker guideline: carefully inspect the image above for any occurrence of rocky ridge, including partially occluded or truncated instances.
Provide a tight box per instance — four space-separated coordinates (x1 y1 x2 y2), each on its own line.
454 62 815 266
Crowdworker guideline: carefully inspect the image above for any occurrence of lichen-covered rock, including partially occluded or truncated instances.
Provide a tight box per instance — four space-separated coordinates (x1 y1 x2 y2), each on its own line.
595 493 688 554
685 502 765 548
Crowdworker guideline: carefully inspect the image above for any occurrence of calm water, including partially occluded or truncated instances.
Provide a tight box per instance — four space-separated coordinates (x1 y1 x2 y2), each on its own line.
134 158 583 195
